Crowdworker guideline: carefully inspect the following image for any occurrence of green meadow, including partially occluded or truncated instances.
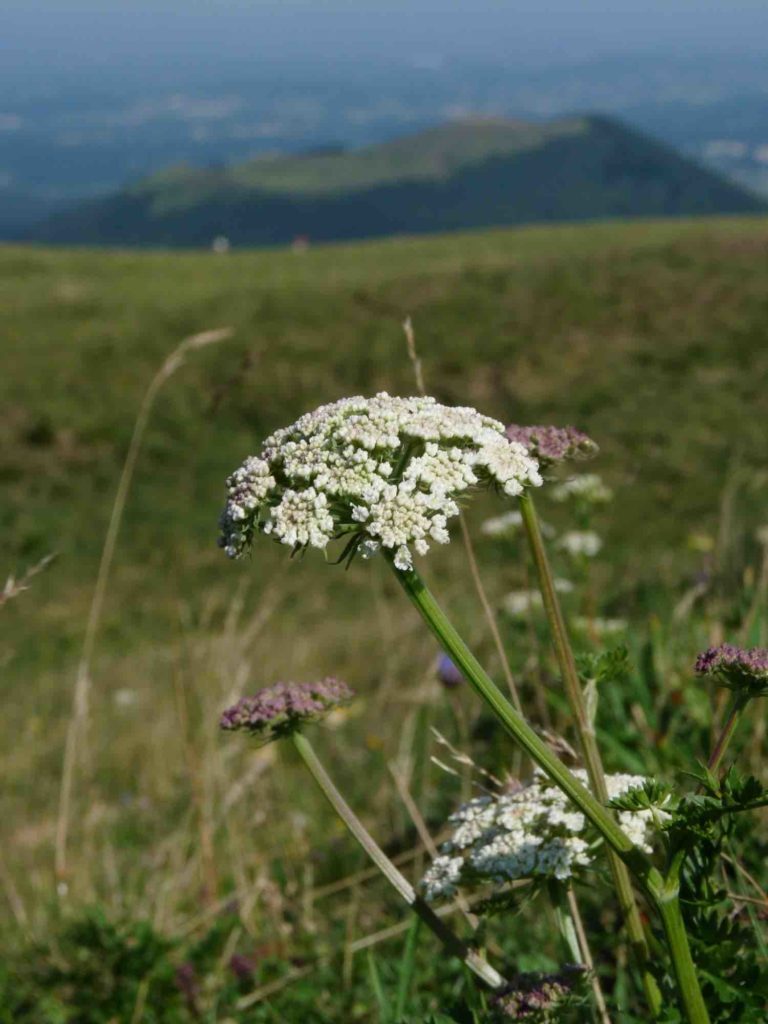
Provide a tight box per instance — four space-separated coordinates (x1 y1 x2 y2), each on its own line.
2 216 767 1020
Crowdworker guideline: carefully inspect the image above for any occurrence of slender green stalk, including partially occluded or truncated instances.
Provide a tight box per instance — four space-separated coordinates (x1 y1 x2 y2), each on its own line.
707 692 748 774
518 491 661 1016
289 730 505 990
390 559 645 866
655 886 711 1024
388 557 711 1023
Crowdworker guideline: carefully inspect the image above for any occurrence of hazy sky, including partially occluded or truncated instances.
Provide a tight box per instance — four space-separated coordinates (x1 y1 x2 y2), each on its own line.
6 1 768 79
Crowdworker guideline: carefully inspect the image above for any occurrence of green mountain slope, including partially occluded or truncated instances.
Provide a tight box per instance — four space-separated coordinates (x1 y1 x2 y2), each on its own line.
28 116 764 247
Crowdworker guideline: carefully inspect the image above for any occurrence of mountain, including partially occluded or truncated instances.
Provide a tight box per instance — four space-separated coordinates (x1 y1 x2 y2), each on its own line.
26 115 764 247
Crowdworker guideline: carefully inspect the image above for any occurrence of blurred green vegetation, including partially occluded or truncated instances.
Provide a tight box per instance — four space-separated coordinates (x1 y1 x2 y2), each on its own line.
1 215 767 1019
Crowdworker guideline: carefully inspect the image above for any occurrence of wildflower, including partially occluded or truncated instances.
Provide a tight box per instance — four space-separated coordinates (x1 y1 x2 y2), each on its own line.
571 616 627 636
421 770 667 898
502 579 571 618
549 474 613 505
229 953 257 983
505 425 598 467
436 653 464 688
480 510 524 537
220 678 354 743
219 394 542 569
695 643 768 698
480 510 556 540
557 531 602 558
492 966 585 1020
502 590 543 617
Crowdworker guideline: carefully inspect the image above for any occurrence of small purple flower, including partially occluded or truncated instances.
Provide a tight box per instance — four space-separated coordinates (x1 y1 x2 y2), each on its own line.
505 425 598 467
436 653 464 689
695 643 768 697
492 966 585 1019
220 678 354 743
175 963 200 1015
229 952 257 983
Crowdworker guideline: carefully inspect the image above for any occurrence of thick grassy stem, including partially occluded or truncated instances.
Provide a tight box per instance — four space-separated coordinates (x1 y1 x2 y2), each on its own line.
290 730 505 990
518 490 661 1016
389 557 711 1023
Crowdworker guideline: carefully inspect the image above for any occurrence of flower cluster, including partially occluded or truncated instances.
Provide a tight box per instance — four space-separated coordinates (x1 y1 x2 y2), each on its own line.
695 643 768 698
220 394 542 570
557 530 602 558
480 510 524 538
502 579 572 618
481 510 555 539
220 678 354 743
571 616 627 637
550 474 613 505
505 425 598 467
421 770 666 900
492 967 585 1021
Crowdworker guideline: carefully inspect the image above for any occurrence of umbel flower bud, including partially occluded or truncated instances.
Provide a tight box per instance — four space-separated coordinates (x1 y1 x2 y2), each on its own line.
491 966 585 1020
505 424 598 468
695 643 768 698
220 678 354 744
219 393 542 571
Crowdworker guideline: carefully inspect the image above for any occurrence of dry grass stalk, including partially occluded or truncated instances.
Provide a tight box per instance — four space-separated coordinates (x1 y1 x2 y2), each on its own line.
55 327 233 881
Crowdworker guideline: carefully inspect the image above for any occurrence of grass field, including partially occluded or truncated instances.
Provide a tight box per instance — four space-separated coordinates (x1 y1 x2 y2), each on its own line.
2 215 768 1020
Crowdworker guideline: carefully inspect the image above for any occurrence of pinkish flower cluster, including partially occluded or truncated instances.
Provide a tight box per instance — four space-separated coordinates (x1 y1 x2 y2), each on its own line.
695 643 768 696
505 425 598 467
491 967 585 1019
220 678 354 742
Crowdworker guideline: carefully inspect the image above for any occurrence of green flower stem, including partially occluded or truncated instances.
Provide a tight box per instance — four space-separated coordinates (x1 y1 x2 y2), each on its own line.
655 885 711 1024
389 558 711 1024
518 491 661 1016
707 692 748 774
289 730 505 990
391 559 644 863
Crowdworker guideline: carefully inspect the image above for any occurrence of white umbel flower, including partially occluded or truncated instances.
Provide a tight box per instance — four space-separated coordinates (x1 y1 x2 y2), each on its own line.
558 531 602 558
220 393 542 566
550 474 613 505
421 770 668 898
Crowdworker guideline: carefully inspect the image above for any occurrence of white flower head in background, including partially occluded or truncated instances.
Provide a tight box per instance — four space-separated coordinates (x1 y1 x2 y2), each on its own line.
550 474 613 505
219 394 542 570
571 616 628 637
480 510 524 538
480 509 556 540
421 770 668 900
502 578 572 618
557 531 602 558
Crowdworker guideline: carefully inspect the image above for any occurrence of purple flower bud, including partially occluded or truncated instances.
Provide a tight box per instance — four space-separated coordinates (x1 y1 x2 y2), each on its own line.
436 653 464 688
492 967 585 1019
229 952 257 983
505 425 598 467
220 678 354 743
695 643 768 697
175 962 200 1014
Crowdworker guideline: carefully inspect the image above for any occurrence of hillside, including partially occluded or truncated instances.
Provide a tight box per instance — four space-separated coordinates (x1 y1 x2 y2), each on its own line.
27 116 764 246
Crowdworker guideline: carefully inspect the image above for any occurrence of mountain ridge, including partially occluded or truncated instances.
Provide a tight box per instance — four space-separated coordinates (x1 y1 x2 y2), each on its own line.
26 115 765 247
